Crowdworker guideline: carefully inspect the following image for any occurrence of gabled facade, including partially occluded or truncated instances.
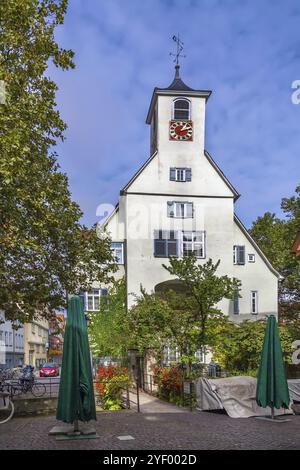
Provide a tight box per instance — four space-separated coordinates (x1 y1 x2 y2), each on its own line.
101 65 279 321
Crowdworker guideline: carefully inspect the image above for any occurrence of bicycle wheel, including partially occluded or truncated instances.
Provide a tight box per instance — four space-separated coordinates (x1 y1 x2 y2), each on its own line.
31 383 46 397
10 382 23 397
0 397 14 424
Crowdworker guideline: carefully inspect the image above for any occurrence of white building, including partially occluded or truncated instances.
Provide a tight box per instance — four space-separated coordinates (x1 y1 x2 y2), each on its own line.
92 65 279 323
0 311 24 368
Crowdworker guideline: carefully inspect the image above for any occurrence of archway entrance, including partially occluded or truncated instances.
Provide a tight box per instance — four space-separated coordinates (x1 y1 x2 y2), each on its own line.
154 279 188 295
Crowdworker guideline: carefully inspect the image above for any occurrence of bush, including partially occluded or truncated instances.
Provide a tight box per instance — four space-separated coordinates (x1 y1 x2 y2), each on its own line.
95 364 131 410
211 318 294 374
152 366 183 404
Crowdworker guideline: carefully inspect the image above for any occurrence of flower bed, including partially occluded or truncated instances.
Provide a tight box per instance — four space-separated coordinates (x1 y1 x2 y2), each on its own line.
95 364 131 410
152 366 184 405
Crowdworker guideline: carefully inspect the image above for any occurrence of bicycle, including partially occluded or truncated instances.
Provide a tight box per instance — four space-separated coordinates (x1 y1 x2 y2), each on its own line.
0 383 14 424
10 377 46 398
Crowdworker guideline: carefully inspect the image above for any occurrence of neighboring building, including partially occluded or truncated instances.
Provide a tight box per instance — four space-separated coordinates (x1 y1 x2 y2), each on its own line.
291 232 300 256
0 311 24 368
48 313 65 365
24 318 49 368
98 64 279 322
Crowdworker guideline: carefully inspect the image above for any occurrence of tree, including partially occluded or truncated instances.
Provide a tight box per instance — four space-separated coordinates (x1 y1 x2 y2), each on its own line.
126 288 173 361
126 287 200 364
162 255 241 349
250 186 300 325
88 279 129 359
0 1 116 324
212 318 294 373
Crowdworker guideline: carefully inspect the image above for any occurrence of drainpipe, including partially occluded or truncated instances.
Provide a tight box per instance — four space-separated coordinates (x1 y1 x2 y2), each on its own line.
12 329 15 367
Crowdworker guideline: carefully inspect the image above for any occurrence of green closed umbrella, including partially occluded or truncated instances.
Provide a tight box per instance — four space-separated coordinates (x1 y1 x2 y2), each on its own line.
56 296 96 432
256 315 290 419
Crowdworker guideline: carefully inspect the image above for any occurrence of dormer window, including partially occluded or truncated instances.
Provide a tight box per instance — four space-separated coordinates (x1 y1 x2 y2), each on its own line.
173 98 191 120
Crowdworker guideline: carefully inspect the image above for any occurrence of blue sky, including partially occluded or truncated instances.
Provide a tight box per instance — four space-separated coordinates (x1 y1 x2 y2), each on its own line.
50 0 300 228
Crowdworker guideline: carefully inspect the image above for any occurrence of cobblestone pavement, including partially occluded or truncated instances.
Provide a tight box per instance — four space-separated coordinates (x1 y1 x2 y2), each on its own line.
1 409 300 450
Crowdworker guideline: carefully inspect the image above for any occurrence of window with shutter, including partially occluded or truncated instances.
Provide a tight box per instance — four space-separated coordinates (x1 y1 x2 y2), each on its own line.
167 202 193 218
154 230 178 257
169 167 192 182
167 202 174 217
233 291 239 314
111 242 124 264
185 168 192 181
251 291 258 314
170 168 176 181
233 245 245 265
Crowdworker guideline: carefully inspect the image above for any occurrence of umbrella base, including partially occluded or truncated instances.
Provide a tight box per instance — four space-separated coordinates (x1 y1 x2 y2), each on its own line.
49 424 98 439
254 416 291 423
55 433 99 441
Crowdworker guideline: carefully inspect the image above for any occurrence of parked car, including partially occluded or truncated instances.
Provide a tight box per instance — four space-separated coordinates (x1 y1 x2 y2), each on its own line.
39 363 59 377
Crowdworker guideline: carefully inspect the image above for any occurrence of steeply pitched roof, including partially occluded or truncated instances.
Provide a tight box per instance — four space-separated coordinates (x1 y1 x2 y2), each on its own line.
146 65 212 124
121 150 158 194
204 150 240 201
234 214 281 278
120 148 239 200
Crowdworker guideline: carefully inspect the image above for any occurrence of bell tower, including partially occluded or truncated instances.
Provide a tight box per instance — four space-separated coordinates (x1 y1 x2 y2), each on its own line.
146 37 212 157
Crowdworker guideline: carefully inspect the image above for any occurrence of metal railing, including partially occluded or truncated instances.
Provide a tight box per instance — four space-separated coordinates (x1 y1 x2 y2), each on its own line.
0 375 141 412
94 379 140 412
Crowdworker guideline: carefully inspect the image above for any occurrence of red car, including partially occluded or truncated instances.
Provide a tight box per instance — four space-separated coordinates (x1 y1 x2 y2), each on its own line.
39 363 59 377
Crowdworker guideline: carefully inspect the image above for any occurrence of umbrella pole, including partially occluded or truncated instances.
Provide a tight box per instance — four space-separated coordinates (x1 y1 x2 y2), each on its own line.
271 405 275 420
74 419 80 433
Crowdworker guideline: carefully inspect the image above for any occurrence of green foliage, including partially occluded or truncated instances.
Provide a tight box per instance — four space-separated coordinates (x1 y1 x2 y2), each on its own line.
126 257 241 367
212 318 294 373
126 288 173 359
95 364 131 411
250 185 300 331
152 365 183 402
163 255 241 347
0 1 116 324
88 279 129 358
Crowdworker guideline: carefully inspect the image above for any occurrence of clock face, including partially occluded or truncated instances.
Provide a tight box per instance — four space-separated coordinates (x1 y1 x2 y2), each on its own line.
169 120 193 141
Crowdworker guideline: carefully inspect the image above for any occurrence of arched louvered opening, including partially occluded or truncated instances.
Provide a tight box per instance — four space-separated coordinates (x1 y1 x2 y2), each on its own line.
173 98 191 120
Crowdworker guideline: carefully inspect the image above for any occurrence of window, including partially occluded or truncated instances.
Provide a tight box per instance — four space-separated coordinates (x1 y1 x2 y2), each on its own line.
251 291 258 314
195 349 205 362
111 242 124 264
85 289 108 312
87 290 100 311
154 230 205 259
31 323 36 334
154 230 178 257
167 201 193 218
233 291 240 315
100 288 109 311
182 231 205 258
170 167 192 182
173 98 190 120
248 254 255 263
38 327 42 337
5 332 8 346
9 332 12 347
233 245 245 265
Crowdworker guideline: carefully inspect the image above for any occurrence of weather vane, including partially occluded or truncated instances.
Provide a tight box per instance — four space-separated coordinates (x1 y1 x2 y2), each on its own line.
169 34 186 66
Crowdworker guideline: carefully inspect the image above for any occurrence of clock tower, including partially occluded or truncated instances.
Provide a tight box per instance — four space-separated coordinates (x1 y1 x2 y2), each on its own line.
146 64 211 156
